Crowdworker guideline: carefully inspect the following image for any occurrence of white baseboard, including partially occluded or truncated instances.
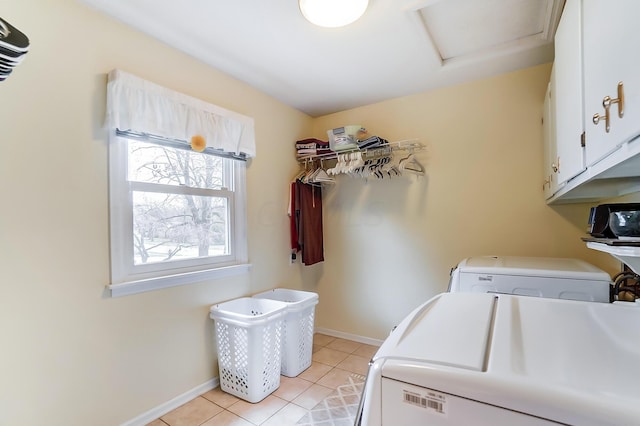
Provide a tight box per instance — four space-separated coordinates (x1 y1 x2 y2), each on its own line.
120 329 380 425
314 327 384 347
121 377 219 426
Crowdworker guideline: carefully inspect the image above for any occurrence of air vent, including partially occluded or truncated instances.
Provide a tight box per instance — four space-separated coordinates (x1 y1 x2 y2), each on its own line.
410 0 564 66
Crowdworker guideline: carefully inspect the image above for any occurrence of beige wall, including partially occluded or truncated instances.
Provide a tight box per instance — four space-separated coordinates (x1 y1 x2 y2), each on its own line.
310 64 621 339
0 1 309 425
0 2 629 425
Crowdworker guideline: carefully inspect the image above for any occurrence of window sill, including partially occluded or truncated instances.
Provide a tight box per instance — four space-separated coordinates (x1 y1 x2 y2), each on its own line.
107 263 251 298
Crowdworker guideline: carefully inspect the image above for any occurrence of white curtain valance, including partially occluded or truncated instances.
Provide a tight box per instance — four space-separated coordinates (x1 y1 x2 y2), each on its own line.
105 69 256 158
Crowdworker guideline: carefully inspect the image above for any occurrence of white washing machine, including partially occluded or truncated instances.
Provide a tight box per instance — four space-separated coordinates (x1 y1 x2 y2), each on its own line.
448 256 612 302
357 292 640 425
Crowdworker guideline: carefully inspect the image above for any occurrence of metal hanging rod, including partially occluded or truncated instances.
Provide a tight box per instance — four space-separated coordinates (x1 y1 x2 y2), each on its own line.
296 138 424 162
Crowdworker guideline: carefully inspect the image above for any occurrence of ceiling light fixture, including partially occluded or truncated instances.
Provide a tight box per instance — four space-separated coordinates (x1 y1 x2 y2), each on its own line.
299 0 369 28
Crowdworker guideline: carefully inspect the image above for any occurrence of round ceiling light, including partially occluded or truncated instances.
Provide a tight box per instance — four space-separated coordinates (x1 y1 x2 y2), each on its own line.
299 0 369 28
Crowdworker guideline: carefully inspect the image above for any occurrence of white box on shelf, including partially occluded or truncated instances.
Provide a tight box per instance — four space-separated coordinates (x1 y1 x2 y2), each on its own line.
327 125 363 151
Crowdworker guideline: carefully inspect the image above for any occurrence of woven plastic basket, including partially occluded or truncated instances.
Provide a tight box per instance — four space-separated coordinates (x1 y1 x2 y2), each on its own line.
253 289 319 377
210 297 287 403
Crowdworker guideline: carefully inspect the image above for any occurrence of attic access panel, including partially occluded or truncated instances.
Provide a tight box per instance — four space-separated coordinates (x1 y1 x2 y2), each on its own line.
413 0 564 65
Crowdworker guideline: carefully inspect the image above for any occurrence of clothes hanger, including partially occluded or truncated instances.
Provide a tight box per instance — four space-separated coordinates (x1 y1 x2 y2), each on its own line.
327 154 342 175
304 159 335 185
304 159 319 183
382 156 400 177
313 160 336 184
293 161 306 181
306 160 320 181
399 152 425 175
348 151 364 173
295 159 312 182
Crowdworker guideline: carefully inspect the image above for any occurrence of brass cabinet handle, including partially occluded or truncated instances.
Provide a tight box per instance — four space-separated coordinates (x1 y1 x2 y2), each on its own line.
543 178 550 190
551 157 560 173
592 82 625 133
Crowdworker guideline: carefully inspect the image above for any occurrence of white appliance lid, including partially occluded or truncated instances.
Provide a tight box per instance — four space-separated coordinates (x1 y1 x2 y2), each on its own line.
375 293 640 425
490 295 640 398
378 292 496 371
458 256 611 281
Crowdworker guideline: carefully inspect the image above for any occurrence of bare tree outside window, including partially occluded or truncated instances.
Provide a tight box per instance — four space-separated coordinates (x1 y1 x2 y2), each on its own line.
128 141 230 265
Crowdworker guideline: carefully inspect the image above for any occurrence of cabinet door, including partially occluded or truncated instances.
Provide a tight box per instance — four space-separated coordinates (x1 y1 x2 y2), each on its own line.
542 77 558 199
553 0 585 185
583 0 640 167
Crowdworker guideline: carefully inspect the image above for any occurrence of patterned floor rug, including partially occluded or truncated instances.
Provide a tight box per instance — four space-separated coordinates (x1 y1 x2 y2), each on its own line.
296 373 366 426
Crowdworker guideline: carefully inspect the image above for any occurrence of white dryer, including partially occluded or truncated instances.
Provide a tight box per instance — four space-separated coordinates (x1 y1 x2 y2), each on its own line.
357 292 640 425
448 256 611 302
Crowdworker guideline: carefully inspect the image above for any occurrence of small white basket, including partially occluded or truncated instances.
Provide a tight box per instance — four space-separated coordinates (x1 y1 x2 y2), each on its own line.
209 297 288 403
253 289 319 377
327 125 363 152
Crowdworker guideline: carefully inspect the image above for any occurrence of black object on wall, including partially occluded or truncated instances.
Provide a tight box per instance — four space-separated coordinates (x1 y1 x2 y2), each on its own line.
588 203 640 238
0 17 30 82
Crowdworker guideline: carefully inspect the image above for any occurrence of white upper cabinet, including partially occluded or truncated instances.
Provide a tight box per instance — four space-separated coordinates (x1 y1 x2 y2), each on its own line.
545 0 640 204
542 77 557 200
583 0 640 167
553 0 585 186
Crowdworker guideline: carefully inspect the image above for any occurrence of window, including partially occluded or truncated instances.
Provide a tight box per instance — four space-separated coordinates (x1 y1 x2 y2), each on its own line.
109 135 246 292
109 134 248 296
104 70 255 297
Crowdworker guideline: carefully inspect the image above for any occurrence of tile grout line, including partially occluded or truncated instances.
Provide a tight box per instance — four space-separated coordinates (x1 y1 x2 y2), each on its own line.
156 334 375 426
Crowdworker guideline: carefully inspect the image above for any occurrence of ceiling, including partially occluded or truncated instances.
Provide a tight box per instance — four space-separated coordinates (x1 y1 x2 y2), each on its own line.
80 0 564 117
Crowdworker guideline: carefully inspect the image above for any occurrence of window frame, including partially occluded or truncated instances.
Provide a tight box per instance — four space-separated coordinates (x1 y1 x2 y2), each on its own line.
107 132 249 297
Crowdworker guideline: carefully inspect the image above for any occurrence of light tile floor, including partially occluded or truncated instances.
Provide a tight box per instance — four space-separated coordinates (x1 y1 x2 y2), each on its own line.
147 334 379 426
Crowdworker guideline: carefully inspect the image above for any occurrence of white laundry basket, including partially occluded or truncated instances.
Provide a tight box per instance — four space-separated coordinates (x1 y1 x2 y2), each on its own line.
253 288 319 377
209 297 287 403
